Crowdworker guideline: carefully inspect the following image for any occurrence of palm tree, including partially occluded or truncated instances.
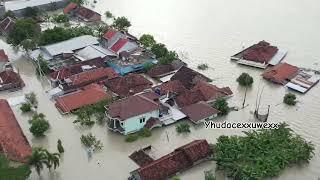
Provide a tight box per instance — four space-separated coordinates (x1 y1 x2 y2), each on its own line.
45 151 60 170
28 147 49 175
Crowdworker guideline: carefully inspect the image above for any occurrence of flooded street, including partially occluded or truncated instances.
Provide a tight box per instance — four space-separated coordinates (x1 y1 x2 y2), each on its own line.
1 0 320 179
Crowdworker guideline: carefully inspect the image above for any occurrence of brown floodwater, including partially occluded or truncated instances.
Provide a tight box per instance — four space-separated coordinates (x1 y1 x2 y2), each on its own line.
1 0 320 179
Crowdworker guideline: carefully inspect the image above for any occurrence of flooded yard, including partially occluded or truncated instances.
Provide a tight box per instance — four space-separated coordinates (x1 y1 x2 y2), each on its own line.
1 0 320 179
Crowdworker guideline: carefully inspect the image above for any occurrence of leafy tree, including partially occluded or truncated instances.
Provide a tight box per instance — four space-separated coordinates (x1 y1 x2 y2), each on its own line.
80 133 103 151
105 11 113 19
197 64 208 70
283 93 297 106
35 55 51 75
24 7 39 18
176 123 191 134
139 34 156 48
112 16 131 31
25 92 38 108
20 102 32 113
20 38 37 52
52 14 69 23
213 123 315 180
2 10 15 19
159 51 178 65
7 18 38 46
29 113 50 137
28 147 60 175
0 155 31 180
213 98 230 116
237 72 253 86
57 139 64 153
237 72 253 108
151 43 168 58
73 109 95 126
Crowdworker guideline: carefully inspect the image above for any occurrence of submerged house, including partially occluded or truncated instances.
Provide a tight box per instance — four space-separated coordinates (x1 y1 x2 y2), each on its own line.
181 102 219 124
60 67 118 92
0 17 15 36
262 63 300 85
105 74 153 97
105 92 161 135
0 67 25 91
63 2 101 22
107 49 157 75
231 41 287 69
102 29 138 50
30 35 99 62
55 84 112 114
0 49 9 70
0 99 32 163
73 45 117 61
147 59 187 81
2 0 68 17
170 66 211 89
285 71 320 93
129 139 212 180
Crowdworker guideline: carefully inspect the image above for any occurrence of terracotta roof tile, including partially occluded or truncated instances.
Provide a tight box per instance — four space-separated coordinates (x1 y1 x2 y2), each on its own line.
0 99 32 163
133 140 211 180
262 63 300 85
0 70 25 89
147 64 175 78
243 41 278 63
103 29 118 40
76 6 101 21
181 102 219 123
63 2 78 14
0 49 9 62
170 66 211 89
55 84 112 114
154 80 187 96
105 74 152 97
107 92 160 121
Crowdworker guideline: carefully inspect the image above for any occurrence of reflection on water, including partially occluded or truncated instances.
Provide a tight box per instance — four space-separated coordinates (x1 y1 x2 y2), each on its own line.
1 0 320 179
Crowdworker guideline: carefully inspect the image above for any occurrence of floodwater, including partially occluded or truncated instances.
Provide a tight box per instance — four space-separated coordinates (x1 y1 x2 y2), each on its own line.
1 0 320 179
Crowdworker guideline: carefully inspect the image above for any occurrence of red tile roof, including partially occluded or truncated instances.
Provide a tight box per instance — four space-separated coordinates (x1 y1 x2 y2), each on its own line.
144 117 162 130
107 92 160 121
154 80 187 96
49 58 105 81
133 140 211 180
181 102 219 123
262 63 300 85
65 67 118 89
0 99 32 163
110 38 128 53
105 74 153 97
103 29 118 40
63 2 78 14
76 6 101 21
171 66 211 89
55 84 112 114
243 41 278 64
175 81 232 107
0 70 25 89
0 49 9 62
147 64 175 78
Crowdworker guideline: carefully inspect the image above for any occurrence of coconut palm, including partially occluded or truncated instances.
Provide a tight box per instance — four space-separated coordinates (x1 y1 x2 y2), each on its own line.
28 147 49 175
45 151 60 170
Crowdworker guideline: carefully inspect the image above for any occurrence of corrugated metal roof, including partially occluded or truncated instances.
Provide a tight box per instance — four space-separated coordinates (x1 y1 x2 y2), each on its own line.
74 45 116 61
5 0 65 11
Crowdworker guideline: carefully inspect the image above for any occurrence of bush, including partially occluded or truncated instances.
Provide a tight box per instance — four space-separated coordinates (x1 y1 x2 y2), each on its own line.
204 171 216 180
25 92 38 108
176 123 191 134
80 133 103 151
53 14 69 23
20 103 32 113
237 72 253 86
125 134 139 142
7 18 38 46
213 98 230 116
112 16 131 31
57 139 64 153
283 93 297 105
138 128 152 138
214 123 315 179
139 34 156 48
29 113 50 137
197 63 208 70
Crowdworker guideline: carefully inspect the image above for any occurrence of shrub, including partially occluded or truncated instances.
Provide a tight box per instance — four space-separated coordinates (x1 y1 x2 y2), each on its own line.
125 134 139 142
176 123 191 134
283 93 297 105
197 64 208 70
29 113 50 137
20 103 32 113
204 171 216 180
213 98 230 116
53 14 69 23
138 128 152 138
25 92 38 108
80 133 103 151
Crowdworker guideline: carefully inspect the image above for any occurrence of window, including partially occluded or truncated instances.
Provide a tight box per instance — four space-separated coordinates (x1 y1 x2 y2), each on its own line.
140 117 146 123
